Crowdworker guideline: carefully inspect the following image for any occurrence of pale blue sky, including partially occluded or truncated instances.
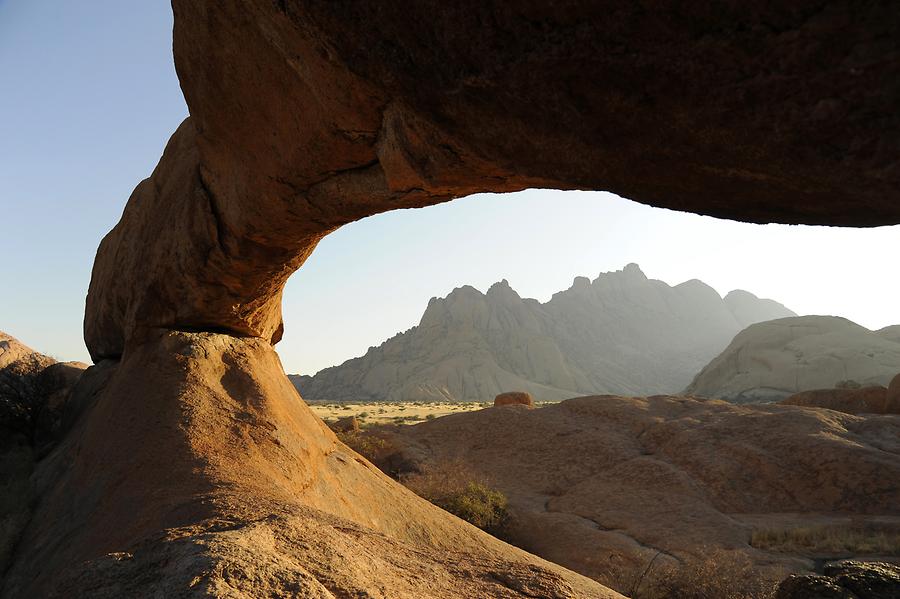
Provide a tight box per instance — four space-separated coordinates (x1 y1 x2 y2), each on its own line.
2 1 898 374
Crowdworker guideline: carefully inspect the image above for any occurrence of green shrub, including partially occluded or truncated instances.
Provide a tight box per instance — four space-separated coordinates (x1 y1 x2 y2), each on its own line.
401 460 509 536
441 482 509 533
335 429 388 464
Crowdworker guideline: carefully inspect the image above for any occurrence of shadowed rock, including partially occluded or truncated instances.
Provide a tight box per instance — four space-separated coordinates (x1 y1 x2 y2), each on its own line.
776 561 900 599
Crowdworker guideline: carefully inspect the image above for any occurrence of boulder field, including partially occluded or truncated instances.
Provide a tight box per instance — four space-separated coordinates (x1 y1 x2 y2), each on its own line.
5 1 900 596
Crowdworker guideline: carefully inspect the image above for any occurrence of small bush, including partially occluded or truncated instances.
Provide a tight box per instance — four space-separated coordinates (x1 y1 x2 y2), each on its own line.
335 429 388 463
401 460 509 536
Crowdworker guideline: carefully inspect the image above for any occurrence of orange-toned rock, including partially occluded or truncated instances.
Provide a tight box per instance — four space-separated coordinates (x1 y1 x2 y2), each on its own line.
780 386 892 415
495 392 535 408
331 415 360 433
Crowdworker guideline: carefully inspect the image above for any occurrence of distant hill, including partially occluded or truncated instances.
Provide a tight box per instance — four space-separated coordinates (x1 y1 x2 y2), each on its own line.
290 264 795 402
685 315 900 403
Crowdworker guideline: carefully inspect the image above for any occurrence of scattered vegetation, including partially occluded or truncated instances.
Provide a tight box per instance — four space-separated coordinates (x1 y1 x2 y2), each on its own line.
401 459 510 536
309 400 487 426
751 523 900 555
631 548 782 599
334 429 390 464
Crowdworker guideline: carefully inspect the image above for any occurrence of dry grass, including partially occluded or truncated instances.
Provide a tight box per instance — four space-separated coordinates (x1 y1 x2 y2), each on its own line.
309 401 489 426
632 548 781 599
401 459 509 536
751 523 900 555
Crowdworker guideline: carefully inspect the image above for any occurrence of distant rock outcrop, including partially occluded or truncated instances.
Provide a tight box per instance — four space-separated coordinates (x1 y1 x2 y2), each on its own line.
292 265 794 401
494 391 534 408
780 386 896 415
685 316 900 403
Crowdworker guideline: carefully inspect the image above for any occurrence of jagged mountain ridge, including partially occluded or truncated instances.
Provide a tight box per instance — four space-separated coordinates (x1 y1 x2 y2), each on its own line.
291 264 795 401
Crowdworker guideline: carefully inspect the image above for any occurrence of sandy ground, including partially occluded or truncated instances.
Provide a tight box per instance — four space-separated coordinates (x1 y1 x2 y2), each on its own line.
306 400 555 426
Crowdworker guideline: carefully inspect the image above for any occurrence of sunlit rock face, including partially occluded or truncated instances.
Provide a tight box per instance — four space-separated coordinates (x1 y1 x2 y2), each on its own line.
292 265 795 402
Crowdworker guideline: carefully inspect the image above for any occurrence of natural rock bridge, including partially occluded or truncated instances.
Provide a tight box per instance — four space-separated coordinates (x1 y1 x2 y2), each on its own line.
4 2 898 597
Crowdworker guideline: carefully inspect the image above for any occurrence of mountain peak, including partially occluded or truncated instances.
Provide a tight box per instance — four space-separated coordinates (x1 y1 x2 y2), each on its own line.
613 263 647 282
571 276 591 290
623 262 644 276
294 267 797 403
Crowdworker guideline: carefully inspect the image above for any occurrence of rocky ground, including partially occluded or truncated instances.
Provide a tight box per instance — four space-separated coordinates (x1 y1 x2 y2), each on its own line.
378 395 900 595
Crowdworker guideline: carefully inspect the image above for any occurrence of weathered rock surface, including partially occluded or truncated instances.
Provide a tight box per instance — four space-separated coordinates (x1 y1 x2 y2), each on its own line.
387 395 900 594
292 265 794 401
1 332 616 598
686 316 900 403
776 561 900 599
781 386 897 415
495 392 535 408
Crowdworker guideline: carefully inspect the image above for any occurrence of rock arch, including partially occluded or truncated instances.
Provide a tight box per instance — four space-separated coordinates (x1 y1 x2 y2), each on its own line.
5 2 899 597
85 0 900 361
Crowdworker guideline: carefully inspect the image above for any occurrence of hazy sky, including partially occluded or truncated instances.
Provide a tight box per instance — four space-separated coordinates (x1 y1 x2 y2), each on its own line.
2 1 898 375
